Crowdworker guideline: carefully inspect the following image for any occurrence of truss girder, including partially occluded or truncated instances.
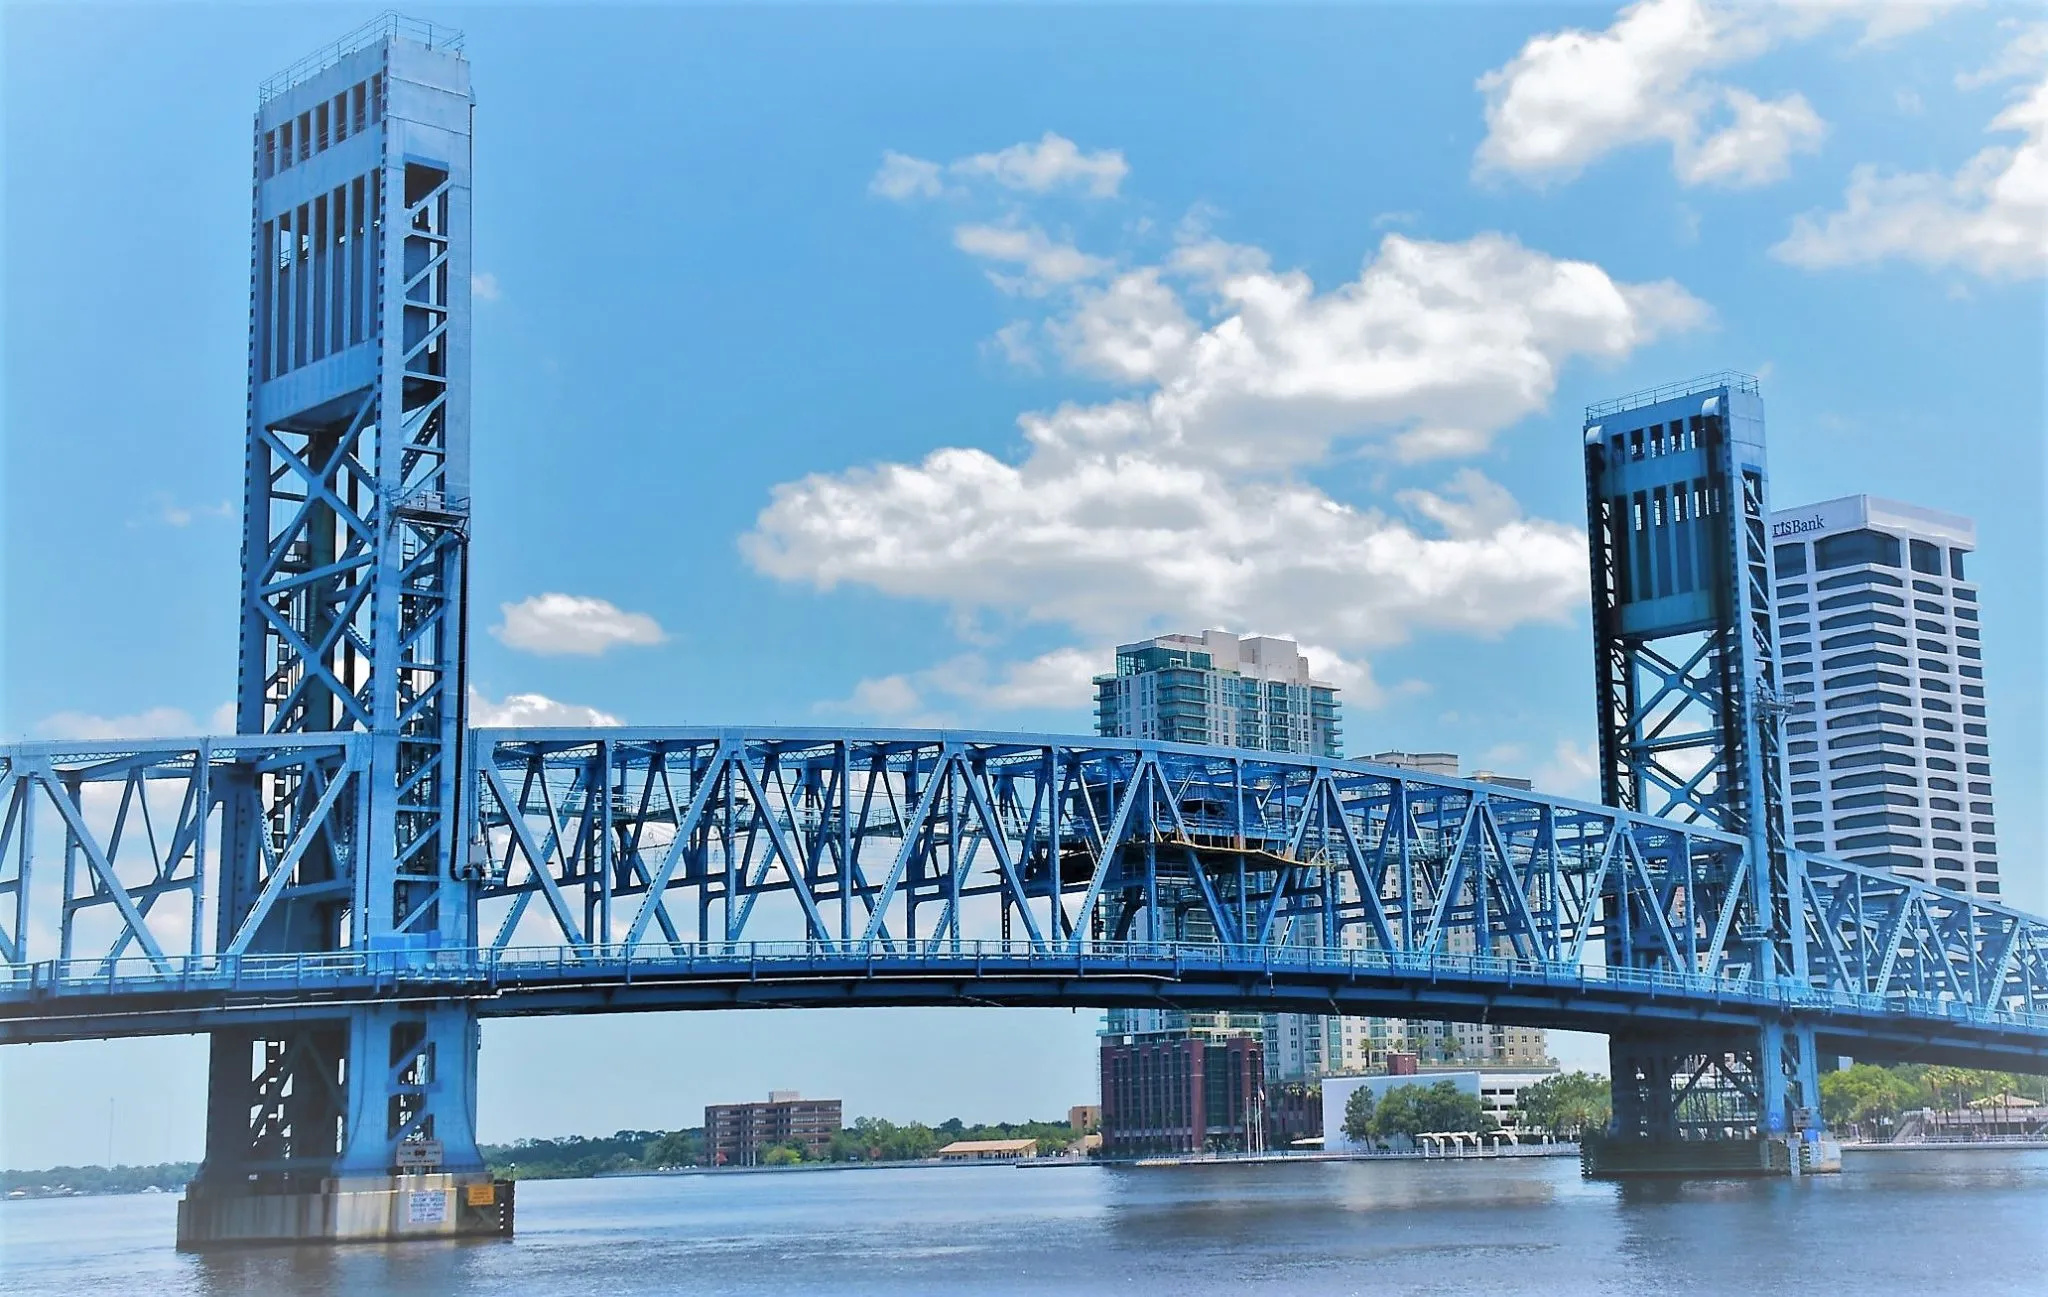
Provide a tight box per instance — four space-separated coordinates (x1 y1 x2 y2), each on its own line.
0 738 363 980
2 728 2043 1065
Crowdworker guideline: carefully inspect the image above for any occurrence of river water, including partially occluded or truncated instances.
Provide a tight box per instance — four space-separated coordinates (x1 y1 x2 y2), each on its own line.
3 1151 2044 1296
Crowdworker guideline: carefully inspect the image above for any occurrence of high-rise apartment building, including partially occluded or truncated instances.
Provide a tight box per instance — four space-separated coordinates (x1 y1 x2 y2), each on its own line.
1094 638 1546 1087
1094 631 1341 757
1096 632 1343 1087
1770 496 2001 897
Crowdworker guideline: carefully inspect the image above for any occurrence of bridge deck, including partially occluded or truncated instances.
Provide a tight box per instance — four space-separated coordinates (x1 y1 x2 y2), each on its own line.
5 942 2043 1071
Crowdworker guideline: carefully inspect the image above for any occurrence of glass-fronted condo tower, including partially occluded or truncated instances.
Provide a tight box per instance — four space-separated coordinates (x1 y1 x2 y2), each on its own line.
1771 496 2001 898
1095 632 1342 1082
1094 631 1342 758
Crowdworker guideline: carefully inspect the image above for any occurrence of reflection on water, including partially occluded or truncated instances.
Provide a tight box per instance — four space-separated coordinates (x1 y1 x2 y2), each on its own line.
3 1152 2045 1296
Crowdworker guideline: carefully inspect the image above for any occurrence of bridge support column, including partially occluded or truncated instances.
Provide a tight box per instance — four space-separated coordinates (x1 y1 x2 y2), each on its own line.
176 1006 510 1249
1584 1024 1838 1179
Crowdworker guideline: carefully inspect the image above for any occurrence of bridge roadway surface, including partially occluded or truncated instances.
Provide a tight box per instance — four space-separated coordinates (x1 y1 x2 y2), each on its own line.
5 941 2044 1072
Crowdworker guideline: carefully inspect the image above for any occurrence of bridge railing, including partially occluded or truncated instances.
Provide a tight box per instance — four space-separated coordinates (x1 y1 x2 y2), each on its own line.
6 939 2046 1035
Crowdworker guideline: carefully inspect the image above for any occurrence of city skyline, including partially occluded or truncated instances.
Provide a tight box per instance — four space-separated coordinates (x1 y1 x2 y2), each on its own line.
3 2 2042 1169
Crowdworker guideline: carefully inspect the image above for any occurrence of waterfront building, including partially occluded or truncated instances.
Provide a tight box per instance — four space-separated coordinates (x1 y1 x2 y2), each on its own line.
1095 632 1348 1094
935 1138 1039 1161
1096 667 1549 1100
1770 496 2001 897
1098 1034 1266 1156
704 1091 842 1166
1320 1067 1563 1151
1093 631 1341 756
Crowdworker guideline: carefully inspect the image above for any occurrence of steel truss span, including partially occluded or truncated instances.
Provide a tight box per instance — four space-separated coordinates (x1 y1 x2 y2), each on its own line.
5 729 2045 1070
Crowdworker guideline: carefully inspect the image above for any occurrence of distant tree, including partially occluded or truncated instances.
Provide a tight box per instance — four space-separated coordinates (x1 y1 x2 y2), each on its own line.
1370 1085 1424 1138
1819 1064 1920 1131
1518 1072 1612 1139
887 1122 939 1161
1414 1080 1490 1133
825 1128 872 1163
1343 1086 1377 1142
763 1143 805 1166
643 1130 703 1168
1370 1081 1490 1138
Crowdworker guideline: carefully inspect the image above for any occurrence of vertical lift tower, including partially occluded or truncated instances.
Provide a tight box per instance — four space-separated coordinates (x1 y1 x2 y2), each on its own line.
1581 375 1835 1175
177 18 510 1245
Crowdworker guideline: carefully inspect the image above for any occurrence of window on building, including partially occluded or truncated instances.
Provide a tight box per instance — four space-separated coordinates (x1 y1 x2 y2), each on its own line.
1816 529 1902 570
1819 588 1905 611
1773 543 1806 577
1818 569 1903 593
1909 539 1942 575
1949 549 1968 580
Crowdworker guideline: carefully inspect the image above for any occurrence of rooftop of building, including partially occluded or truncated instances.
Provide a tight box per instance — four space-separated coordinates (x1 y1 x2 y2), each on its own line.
708 1091 837 1109
1584 370 1758 421
1109 629 1334 689
936 1138 1039 1155
261 11 465 103
1770 493 1975 546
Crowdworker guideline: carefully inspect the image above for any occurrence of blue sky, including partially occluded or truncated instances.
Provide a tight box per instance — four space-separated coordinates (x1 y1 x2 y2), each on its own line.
2 1 2043 1166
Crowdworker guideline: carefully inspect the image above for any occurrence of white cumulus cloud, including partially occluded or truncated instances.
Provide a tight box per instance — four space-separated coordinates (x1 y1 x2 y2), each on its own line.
953 132 1129 197
1471 0 1959 188
1678 88 1828 186
747 451 1588 653
34 703 237 741
1774 47 2047 278
870 132 1128 202
1031 232 1705 467
468 688 623 728
492 593 667 657
819 647 1108 729
794 142 1706 729
953 224 1112 294
870 150 947 200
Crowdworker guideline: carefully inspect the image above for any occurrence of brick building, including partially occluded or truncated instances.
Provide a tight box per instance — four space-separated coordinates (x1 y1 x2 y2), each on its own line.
1099 1034 1265 1156
704 1090 842 1166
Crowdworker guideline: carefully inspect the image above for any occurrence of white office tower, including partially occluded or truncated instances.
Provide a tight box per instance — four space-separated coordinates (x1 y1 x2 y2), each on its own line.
1771 496 2001 898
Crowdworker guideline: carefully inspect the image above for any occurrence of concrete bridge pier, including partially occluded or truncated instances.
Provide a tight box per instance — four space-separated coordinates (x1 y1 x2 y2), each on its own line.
1585 1022 1839 1178
176 1004 511 1249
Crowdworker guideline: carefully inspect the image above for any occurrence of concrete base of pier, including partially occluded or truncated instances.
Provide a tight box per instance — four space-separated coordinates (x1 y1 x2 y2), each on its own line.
175 1174 514 1249
1582 1135 1843 1179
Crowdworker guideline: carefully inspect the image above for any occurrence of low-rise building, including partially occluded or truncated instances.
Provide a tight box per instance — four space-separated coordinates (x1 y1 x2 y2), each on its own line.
1320 1067 1562 1152
935 1138 1039 1161
704 1091 842 1166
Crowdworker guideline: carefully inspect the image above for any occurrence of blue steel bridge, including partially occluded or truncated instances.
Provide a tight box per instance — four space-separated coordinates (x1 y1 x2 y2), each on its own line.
1 14 2044 1245
4 729 2044 1073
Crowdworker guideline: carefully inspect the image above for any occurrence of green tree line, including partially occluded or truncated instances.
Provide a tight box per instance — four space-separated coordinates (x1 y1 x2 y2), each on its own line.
1339 1072 1612 1145
1819 1064 2047 1133
483 1129 701 1180
480 1113 1090 1178
1341 1080 1499 1144
0 1162 198 1197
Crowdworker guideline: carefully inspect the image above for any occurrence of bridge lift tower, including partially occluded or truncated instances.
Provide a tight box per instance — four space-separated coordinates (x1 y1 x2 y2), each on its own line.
1581 376 1827 1174
177 17 501 1244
